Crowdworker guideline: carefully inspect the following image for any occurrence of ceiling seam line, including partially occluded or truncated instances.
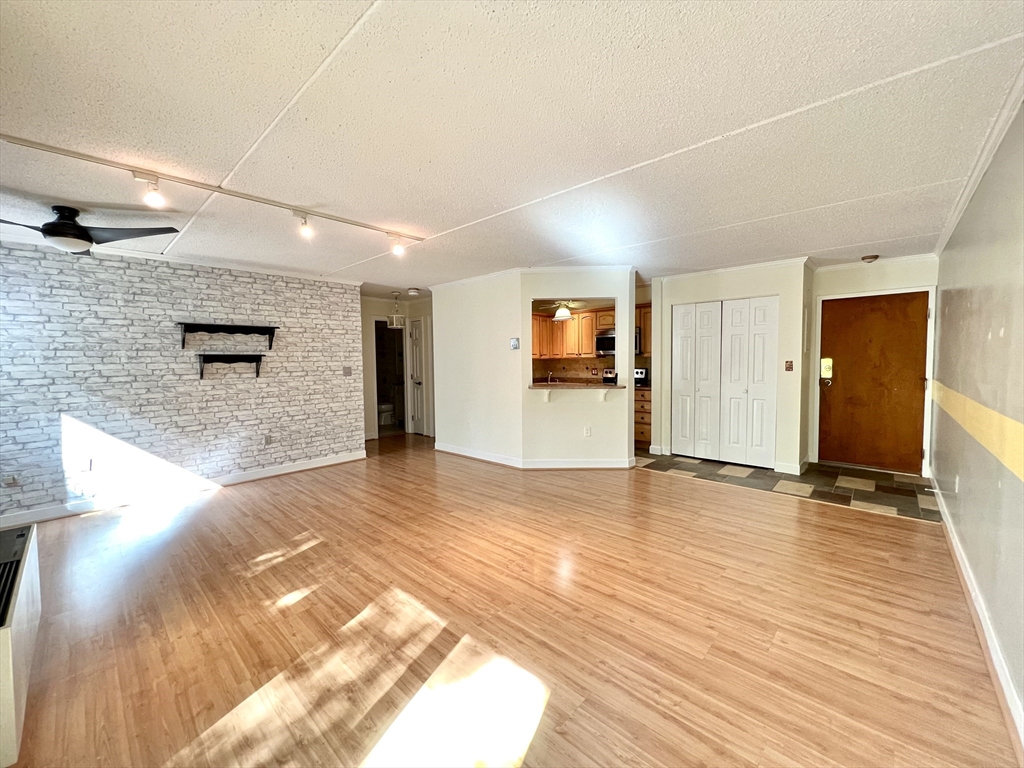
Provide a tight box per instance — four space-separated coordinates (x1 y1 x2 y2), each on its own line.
546 176 967 262
538 232 944 270
345 30 1022 266
320 176 964 277
163 0 382 254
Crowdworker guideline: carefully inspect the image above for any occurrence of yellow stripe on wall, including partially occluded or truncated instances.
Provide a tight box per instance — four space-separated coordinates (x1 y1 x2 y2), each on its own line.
933 381 1024 481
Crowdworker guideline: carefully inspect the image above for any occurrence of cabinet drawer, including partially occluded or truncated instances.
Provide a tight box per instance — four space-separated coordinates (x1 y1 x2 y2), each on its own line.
635 411 651 425
634 424 651 441
635 400 652 413
635 389 651 402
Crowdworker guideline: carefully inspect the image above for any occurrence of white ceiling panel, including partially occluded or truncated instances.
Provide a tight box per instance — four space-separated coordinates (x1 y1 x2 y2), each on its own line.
537 180 961 277
0 0 372 183
227 0 1022 231
167 193 392 276
0 143 209 253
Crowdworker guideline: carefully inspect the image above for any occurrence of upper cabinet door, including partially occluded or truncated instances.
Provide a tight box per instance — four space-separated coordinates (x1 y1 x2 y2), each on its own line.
596 310 616 330
578 312 596 357
640 305 653 355
532 314 542 359
563 315 580 357
549 316 564 358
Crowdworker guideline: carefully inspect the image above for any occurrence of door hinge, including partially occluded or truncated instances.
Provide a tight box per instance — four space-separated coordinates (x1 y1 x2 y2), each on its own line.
927 308 932 319
922 448 926 459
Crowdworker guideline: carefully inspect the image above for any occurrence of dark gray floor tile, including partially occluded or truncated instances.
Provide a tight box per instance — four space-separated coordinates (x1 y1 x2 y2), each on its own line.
839 467 896 483
809 489 852 506
725 476 780 491
920 508 942 522
897 506 923 519
853 489 920 513
805 463 842 476
873 483 918 498
831 485 855 496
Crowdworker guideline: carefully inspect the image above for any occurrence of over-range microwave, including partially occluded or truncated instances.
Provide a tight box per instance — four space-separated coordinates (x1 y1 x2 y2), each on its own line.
595 329 616 357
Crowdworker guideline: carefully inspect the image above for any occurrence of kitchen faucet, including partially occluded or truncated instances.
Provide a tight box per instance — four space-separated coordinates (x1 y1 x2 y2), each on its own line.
547 370 554 384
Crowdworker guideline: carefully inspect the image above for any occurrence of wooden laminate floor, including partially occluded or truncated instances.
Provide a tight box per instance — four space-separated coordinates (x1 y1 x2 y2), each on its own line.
17 434 1017 767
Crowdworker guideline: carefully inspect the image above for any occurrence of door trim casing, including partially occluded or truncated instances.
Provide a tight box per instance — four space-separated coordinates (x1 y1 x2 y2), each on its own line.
811 286 936 476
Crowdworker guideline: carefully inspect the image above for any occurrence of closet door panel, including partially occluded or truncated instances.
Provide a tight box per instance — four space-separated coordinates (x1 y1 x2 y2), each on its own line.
720 299 749 464
671 304 696 456
693 301 722 459
746 296 779 468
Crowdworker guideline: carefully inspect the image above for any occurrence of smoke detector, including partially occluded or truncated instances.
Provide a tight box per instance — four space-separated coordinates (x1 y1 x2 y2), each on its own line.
407 288 421 297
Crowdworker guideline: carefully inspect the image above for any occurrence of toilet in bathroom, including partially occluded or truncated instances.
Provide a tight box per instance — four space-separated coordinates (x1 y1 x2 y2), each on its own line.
378 403 395 426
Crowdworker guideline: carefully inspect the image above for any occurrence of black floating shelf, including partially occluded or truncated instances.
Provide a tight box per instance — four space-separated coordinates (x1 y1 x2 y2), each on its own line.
179 323 280 350
197 354 264 379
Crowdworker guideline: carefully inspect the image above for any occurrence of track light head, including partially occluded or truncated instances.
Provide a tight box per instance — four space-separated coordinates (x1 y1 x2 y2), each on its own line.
294 210 314 239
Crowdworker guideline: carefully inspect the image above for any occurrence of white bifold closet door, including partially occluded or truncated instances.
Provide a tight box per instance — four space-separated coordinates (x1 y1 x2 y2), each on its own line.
671 304 696 456
719 296 778 468
693 301 722 459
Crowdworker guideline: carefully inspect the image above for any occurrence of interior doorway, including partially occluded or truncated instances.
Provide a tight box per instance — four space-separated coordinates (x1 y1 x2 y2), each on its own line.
408 318 426 435
817 291 930 474
374 320 405 437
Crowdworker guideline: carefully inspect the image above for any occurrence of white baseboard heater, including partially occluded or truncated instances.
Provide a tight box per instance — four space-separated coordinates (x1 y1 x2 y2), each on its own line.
0 525 41 768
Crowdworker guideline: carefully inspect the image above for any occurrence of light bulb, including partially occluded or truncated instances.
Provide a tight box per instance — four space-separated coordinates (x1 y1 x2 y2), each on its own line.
391 243 405 256
143 183 165 209
299 217 314 239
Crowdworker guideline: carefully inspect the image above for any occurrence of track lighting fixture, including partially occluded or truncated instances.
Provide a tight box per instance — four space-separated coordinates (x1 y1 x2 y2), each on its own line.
388 234 406 256
294 210 314 239
133 171 166 209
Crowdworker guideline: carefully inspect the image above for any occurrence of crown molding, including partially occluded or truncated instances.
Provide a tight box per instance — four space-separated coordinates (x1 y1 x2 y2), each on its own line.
656 256 809 283
933 64 1024 257
811 252 938 274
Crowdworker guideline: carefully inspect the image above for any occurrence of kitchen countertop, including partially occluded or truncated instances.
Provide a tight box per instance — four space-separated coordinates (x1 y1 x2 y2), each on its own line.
529 383 627 389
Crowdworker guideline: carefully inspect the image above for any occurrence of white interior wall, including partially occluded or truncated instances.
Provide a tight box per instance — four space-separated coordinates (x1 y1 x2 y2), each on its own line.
521 267 635 468
651 259 808 473
433 272 524 464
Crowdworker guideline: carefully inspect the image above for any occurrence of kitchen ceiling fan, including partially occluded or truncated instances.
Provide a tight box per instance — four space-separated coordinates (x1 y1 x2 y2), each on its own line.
0 205 179 254
535 300 588 310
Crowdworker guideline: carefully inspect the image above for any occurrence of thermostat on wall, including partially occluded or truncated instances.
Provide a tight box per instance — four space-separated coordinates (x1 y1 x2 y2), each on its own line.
510 338 520 350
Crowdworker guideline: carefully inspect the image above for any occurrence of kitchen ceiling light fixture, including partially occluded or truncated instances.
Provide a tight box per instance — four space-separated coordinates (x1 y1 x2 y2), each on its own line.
553 306 572 322
387 291 406 329
294 210 314 239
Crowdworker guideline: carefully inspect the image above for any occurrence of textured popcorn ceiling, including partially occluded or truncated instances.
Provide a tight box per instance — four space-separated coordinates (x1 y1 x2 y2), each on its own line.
0 0 1021 294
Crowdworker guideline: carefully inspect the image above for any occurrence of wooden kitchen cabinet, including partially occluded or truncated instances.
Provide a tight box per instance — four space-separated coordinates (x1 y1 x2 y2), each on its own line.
548 316 564 358
532 314 542 358
639 304 653 355
596 310 616 330
577 312 596 357
562 315 579 357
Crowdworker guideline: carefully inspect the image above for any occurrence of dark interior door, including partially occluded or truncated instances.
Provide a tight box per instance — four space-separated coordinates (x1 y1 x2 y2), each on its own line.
818 292 929 474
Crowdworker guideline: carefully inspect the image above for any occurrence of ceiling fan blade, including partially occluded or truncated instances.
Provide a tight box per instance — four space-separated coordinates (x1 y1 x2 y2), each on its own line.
0 218 42 232
85 225 179 244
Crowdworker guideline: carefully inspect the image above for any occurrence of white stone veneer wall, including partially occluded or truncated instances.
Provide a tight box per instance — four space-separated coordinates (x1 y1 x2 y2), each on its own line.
0 242 363 515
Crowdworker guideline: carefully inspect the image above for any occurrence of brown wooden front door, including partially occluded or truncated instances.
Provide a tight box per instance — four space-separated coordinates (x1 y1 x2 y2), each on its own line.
818 291 929 474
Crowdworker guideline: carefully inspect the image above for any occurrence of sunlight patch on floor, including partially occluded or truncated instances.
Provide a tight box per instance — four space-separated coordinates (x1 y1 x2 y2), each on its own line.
361 635 550 768
164 587 447 767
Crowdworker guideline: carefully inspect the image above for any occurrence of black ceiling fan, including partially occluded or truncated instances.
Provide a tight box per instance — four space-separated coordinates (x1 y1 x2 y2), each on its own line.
0 205 179 254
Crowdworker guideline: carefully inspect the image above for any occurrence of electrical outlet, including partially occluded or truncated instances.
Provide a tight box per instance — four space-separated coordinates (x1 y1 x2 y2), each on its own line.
263 434 272 447
583 426 592 437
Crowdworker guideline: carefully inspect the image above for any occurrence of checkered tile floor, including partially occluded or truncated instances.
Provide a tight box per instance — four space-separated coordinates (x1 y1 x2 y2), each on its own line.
635 448 940 522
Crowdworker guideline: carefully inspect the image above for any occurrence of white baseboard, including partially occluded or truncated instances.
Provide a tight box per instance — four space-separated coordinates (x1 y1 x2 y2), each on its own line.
212 450 366 485
0 499 100 529
648 445 664 455
435 444 633 470
774 461 804 475
938 490 1024 750
521 458 634 469
435 443 524 468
